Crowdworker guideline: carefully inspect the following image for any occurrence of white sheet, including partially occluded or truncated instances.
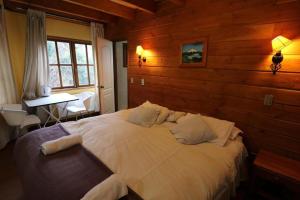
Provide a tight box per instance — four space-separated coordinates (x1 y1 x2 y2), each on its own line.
81 174 128 200
63 110 247 200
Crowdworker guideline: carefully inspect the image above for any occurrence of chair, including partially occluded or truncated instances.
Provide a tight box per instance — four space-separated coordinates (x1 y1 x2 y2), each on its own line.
66 96 91 121
0 104 41 136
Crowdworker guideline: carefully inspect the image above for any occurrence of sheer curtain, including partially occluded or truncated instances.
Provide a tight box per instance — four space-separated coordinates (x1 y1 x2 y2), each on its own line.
90 22 104 112
0 5 18 149
22 9 48 100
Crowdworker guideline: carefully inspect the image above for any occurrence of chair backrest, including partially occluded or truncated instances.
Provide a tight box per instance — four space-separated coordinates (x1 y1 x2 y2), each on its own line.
0 104 27 126
83 97 91 111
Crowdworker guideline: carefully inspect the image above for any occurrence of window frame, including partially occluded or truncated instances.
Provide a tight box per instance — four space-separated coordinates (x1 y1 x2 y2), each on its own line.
47 36 95 89
74 42 95 87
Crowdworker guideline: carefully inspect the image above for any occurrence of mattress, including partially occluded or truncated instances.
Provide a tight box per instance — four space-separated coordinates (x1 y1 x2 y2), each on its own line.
63 110 247 200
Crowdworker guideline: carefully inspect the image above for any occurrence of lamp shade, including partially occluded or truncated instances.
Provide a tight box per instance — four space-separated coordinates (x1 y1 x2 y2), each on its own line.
136 45 144 56
272 36 292 52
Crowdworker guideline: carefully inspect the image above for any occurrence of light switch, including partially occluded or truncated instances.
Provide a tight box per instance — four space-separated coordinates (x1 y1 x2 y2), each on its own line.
130 77 134 84
264 94 274 106
141 78 145 86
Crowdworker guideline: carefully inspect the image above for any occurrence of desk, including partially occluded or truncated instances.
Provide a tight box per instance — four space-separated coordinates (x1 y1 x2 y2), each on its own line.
24 93 78 127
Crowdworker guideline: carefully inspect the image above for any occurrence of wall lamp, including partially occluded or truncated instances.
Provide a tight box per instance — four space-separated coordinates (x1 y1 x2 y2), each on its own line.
271 36 292 75
136 45 146 67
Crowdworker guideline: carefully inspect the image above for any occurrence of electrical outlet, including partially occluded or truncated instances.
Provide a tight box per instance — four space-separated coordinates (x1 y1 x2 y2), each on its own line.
130 77 134 84
141 78 145 86
264 94 274 106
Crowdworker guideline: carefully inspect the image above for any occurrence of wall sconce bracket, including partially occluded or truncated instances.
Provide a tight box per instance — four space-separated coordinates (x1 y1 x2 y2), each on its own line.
270 51 283 75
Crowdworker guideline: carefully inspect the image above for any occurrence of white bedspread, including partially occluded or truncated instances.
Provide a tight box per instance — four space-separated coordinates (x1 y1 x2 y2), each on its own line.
63 110 247 200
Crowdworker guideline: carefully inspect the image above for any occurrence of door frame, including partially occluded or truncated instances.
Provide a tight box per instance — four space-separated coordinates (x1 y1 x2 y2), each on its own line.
113 40 128 111
113 41 118 111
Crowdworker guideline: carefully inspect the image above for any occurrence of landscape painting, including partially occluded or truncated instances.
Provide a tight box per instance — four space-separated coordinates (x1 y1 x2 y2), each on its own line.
181 40 207 67
182 42 203 63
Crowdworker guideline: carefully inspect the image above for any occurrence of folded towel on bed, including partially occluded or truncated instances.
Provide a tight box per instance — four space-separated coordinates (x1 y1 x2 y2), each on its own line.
41 134 82 155
81 174 128 200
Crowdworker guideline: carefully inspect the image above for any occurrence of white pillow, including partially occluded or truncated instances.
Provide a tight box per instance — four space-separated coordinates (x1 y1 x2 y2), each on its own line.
127 106 160 127
170 115 216 145
177 113 236 146
142 101 170 124
157 106 170 124
202 116 235 146
230 127 243 140
166 110 186 122
176 113 199 123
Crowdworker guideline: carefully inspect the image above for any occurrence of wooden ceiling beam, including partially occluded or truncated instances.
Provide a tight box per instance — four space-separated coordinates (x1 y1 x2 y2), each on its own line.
63 0 135 20
167 0 185 6
110 0 156 14
4 0 117 23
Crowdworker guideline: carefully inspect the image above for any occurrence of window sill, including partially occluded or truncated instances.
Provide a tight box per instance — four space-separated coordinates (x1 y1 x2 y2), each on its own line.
52 86 95 93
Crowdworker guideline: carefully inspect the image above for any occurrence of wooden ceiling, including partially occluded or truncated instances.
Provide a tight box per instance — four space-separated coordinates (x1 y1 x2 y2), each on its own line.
3 0 185 23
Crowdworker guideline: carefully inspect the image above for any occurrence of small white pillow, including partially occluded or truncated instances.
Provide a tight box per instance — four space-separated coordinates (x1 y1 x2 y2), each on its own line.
142 101 170 124
127 106 160 127
166 110 186 122
156 106 170 124
230 127 243 140
202 116 235 146
170 115 216 145
176 113 199 123
177 113 236 146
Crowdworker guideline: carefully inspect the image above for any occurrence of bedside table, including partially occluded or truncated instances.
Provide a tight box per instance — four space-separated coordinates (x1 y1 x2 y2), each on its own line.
251 150 300 200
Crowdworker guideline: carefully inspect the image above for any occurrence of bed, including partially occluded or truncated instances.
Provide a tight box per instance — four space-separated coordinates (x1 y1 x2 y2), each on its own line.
14 109 247 200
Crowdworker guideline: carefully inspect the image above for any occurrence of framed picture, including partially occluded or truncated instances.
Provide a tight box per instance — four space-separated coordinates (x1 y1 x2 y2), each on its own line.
180 38 207 67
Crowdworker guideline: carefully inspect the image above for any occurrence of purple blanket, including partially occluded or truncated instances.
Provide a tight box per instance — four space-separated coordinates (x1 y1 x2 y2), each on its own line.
14 124 141 200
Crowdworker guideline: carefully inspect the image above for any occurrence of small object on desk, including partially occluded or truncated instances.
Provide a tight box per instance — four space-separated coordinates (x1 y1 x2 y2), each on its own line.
251 150 300 200
40 85 52 97
24 93 79 127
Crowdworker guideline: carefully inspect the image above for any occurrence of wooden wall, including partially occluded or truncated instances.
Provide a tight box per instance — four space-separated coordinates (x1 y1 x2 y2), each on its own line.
107 0 300 160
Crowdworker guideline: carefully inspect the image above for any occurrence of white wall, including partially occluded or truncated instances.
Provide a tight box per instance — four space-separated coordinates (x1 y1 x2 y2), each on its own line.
116 41 128 110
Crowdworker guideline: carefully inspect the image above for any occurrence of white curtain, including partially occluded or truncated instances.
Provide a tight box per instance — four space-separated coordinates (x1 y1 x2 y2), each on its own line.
90 22 104 112
0 5 18 150
22 9 48 100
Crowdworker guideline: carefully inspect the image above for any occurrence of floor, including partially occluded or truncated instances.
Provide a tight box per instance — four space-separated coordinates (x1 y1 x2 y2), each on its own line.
0 141 251 200
0 141 23 200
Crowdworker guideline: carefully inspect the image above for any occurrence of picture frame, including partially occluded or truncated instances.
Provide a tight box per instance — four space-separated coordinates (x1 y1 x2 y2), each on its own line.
180 38 208 67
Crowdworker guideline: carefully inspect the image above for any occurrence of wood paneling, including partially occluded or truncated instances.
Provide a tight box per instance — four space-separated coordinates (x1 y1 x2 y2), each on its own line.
110 0 156 14
63 0 135 19
4 0 117 23
107 0 300 160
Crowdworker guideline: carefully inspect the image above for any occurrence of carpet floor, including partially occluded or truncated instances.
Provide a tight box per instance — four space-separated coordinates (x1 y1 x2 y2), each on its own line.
0 141 23 200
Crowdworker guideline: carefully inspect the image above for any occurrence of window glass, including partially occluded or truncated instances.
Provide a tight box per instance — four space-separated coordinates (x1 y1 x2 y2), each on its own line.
49 65 60 88
47 39 95 88
87 45 94 64
89 65 95 84
60 66 74 87
57 42 71 64
75 44 87 64
77 65 89 85
47 41 57 64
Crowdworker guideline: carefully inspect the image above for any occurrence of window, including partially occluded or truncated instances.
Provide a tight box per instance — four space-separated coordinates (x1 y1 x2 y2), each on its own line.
47 37 95 89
